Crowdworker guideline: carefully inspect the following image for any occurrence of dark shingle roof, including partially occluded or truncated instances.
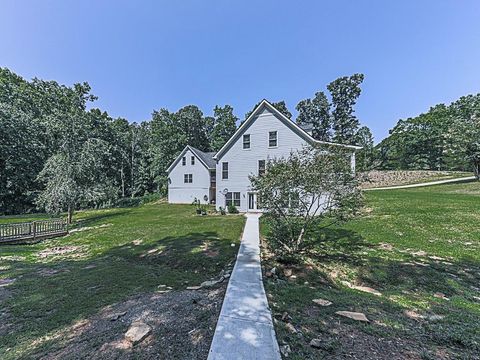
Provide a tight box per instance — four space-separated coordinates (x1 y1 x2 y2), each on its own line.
189 146 216 169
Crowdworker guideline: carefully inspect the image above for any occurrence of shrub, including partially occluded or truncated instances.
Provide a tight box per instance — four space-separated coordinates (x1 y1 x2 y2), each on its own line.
227 204 239 214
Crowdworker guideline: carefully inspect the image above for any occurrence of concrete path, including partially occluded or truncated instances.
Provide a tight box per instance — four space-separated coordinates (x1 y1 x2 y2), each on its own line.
208 213 281 360
364 176 476 191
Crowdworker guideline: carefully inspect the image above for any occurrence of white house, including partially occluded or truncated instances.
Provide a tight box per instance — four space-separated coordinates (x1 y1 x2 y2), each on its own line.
167 100 361 212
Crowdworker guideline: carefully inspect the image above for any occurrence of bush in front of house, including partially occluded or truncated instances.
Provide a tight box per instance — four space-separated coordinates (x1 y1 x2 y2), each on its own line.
227 204 239 214
250 145 362 260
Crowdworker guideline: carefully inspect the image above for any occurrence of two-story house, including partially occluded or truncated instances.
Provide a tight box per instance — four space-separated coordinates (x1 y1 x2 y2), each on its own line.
167 99 360 212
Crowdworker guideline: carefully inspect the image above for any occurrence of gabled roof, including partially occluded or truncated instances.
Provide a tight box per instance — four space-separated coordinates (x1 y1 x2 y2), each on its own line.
213 99 361 160
166 145 216 174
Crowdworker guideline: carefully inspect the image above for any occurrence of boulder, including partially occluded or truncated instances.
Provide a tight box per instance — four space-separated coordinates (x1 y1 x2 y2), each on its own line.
312 298 332 307
125 321 151 344
280 344 291 357
335 311 369 322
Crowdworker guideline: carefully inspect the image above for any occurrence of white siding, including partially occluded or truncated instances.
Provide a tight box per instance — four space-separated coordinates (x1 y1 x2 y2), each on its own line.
168 149 211 204
215 108 308 212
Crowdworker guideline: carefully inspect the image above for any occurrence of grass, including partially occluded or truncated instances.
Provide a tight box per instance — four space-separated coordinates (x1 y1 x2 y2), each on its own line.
262 181 480 359
0 202 245 359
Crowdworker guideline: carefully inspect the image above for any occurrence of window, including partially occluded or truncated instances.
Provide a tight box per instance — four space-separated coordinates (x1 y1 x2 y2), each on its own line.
258 160 266 176
191 156 195 165
225 192 240 207
182 156 186 166
243 134 250 149
222 162 228 180
184 174 193 183
269 131 277 147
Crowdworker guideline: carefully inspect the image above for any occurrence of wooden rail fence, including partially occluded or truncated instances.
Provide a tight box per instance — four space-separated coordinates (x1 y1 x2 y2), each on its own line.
0 219 68 244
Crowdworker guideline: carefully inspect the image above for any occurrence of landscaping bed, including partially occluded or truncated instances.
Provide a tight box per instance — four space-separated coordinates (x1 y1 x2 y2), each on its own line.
0 203 245 359
262 182 480 359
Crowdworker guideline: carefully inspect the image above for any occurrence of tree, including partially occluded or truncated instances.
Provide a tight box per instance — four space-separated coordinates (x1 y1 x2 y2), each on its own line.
244 100 292 120
250 146 362 258
355 126 375 171
296 91 331 141
446 94 480 178
36 111 115 223
328 74 364 144
209 105 238 151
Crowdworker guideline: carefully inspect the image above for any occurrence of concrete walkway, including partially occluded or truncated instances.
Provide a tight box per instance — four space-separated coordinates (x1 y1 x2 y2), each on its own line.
208 213 281 360
364 176 476 191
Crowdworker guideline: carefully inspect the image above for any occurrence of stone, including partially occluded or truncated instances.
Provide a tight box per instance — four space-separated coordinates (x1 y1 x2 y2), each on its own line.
132 239 143 246
335 311 369 322
433 292 449 300
312 298 332 307
265 271 273 278
0 278 15 287
271 267 277 275
379 243 394 251
404 310 424 320
310 339 332 351
426 314 445 321
280 344 291 357
200 278 223 288
283 268 293 277
281 312 290 321
109 311 127 321
352 285 382 296
285 323 297 333
125 321 151 344
186 286 202 290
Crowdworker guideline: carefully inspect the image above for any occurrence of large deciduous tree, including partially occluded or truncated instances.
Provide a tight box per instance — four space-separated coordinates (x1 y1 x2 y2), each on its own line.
209 105 238 151
296 91 331 141
250 146 362 258
328 73 364 145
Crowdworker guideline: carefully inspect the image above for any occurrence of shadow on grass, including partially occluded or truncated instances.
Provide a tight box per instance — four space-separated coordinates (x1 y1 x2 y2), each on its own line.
0 230 236 360
264 226 480 356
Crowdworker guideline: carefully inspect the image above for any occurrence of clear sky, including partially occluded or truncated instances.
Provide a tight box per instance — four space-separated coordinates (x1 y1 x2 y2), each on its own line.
1 1 480 142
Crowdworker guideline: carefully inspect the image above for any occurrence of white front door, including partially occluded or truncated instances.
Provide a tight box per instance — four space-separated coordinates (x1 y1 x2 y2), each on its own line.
248 192 257 211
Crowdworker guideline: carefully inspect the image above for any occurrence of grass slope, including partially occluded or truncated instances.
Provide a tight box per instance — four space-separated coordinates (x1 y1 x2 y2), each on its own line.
0 203 245 359
262 182 480 359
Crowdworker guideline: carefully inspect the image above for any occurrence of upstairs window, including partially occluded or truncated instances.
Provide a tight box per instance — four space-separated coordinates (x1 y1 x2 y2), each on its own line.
182 156 186 166
222 162 229 180
258 160 266 176
191 156 195 165
243 134 251 149
269 131 277 147
184 174 193 183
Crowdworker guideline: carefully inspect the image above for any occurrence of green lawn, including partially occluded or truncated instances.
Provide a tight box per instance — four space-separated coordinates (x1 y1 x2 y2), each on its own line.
262 182 480 359
0 203 245 359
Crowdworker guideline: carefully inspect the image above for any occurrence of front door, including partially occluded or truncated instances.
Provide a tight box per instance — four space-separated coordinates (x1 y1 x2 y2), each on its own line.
248 192 257 211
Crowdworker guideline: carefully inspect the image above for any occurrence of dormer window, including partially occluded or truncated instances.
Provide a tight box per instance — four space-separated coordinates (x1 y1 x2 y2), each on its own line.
191 156 195 165
182 157 186 166
243 134 251 149
269 131 277 147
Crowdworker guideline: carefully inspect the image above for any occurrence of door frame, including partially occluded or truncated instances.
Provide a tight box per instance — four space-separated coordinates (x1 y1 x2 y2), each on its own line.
247 192 261 212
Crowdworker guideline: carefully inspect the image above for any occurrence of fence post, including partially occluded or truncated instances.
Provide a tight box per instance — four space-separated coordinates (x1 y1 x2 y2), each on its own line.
33 221 37 241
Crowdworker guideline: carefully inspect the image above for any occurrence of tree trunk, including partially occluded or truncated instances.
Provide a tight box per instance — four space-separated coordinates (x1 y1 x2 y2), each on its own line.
120 167 125 197
67 205 73 225
474 161 480 180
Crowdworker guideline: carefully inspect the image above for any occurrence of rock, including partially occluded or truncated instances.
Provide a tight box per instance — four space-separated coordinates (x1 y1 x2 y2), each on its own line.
132 239 143 246
186 286 202 290
109 311 127 321
335 311 369 322
310 338 330 350
411 250 427 257
285 322 297 334
281 312 290 321
283 268 293 277
231 243 235 247
433 292 449 300
200 278 223 288
0 278 15 287
271 267 277 275
352 285 382 296
158 284 166 288
379 243 394 251
404 310 424 320
223 273 230 279
265 271 273 278
312 298 332 307
125 321 151 344
280 344 291 357
426 314 445 321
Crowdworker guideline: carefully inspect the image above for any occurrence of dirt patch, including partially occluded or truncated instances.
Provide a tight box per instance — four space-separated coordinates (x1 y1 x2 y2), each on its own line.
34 286 226 359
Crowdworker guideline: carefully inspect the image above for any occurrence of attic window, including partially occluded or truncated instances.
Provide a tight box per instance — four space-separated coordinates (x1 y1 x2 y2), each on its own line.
182 157 186 166
243 134 250 149
269 131 277 147
191 156 195 165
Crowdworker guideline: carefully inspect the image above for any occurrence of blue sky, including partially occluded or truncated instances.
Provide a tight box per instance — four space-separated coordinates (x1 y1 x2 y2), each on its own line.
1 1 480 142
